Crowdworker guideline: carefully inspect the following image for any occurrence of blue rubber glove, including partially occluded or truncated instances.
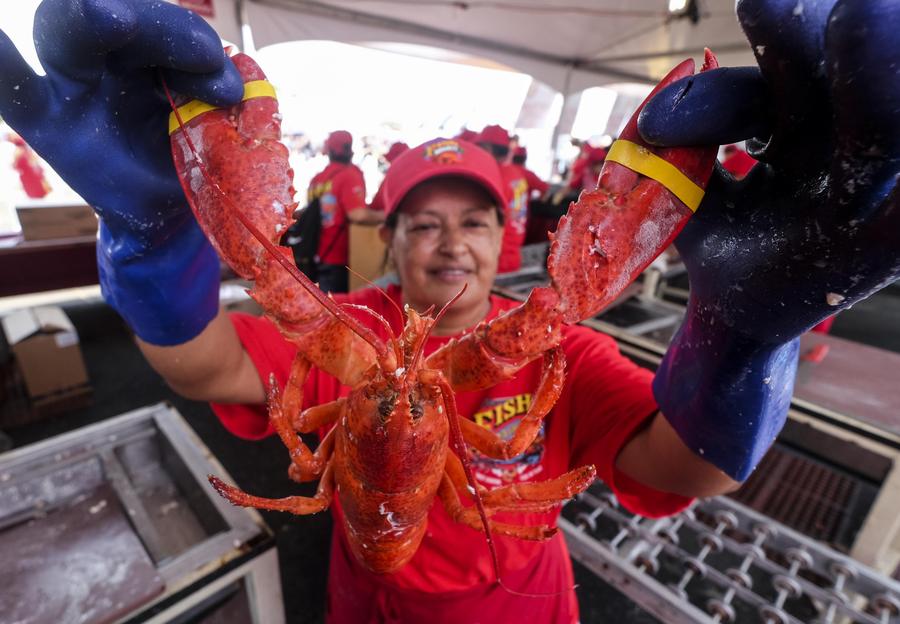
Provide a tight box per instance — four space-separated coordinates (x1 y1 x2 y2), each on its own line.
0 0 244 345
638 0 900 481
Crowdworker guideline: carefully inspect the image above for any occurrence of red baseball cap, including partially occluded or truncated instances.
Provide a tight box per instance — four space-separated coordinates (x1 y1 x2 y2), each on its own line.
324 130 353 152
476 124 511 147
455 129 478 142
381 138 507 217
385 141 410 163
514 146 527 159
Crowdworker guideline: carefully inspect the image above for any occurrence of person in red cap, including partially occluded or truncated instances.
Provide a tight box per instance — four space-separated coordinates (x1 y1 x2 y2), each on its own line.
368 141 410 214
510 146 556 243
7 133 51 198
199 137 733 623
476 124 530 273
562 142 606 197
720 143 758 180
305 130 381 293
511 146 549 198
455 128 479 143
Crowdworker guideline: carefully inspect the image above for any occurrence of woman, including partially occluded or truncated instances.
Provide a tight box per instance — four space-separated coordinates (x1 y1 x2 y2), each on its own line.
167 137 736 623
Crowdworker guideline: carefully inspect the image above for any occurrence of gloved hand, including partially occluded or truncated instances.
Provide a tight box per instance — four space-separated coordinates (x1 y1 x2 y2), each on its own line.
0 0 244 345
638 0 900 481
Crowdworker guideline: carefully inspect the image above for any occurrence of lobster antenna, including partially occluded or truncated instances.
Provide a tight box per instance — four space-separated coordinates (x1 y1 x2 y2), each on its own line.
346 265 405 330
442 373 574 599
161 75 391 366
409 284 466 374
435 376 503 584
340 303 394 340
340 303 403 365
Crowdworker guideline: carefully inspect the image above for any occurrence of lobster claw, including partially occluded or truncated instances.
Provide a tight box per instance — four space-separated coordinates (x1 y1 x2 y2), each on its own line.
548 51 720 323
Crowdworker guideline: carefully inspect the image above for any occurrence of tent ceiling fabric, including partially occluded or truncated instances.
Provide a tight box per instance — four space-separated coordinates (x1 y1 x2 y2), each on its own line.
240 0 756 94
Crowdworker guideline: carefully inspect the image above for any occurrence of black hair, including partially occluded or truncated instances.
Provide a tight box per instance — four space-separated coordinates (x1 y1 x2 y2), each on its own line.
328 144 353 163
512 154 526 165
478 142 510 161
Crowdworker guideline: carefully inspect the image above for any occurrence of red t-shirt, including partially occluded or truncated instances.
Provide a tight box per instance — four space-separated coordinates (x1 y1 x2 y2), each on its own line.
211 285 691 623
521 165 549 196
14 149 50 199
507 163 549 197
308 162 367 266
497 163 530 274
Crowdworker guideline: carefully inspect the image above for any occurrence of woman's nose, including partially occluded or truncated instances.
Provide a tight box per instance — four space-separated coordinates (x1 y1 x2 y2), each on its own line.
438 225 466 254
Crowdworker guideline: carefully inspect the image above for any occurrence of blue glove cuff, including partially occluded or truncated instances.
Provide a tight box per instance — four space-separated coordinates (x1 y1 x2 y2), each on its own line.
652 301 800 482
98 217 220 346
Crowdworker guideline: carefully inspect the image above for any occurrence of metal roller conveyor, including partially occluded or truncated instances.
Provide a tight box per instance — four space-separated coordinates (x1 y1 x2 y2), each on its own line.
563 482 900 624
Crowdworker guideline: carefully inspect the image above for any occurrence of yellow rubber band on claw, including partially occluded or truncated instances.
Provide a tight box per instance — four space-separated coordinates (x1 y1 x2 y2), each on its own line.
605 139 705 212
168 79 277 134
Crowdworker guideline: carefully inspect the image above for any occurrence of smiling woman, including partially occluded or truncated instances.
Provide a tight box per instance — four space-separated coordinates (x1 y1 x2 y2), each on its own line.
196 135 701 623
380 173 506 337
370 138 508 337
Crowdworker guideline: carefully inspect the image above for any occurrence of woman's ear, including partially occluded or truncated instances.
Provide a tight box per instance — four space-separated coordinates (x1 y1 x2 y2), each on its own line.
491 207 505 254
378 224 392 244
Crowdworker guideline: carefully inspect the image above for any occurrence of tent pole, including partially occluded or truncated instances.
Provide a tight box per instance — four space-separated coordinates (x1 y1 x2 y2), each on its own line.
236 0 256 54
549 65 579 182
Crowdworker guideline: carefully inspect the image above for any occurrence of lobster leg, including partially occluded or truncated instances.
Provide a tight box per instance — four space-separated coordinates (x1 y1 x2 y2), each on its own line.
444 450 594 514
437 473 556 541
457 348 566 460
281 353 310 426
292 399 345 433
209 460 335 514
268 369 339 482
479 465 596 509
288 425 335 483
278 344 346 433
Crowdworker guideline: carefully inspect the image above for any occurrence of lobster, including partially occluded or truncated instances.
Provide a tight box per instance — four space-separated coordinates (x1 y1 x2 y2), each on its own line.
165 49 719 583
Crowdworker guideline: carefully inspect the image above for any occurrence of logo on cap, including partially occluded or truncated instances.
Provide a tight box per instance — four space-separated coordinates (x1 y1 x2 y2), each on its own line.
423 139 463 165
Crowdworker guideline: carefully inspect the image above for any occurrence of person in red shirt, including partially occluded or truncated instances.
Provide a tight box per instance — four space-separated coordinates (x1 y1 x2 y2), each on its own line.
510 146 556 244
307 130 379 293
455 128 479 143
368 141 409 214
720 143 758 179
476 125 529 273
511 146 549 198
580 146 607 191
565 142 590 194
8 134 51 198
206 138 732 623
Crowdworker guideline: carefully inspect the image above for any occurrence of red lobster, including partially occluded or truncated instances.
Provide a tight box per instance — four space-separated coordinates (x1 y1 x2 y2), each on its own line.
166 50 719 581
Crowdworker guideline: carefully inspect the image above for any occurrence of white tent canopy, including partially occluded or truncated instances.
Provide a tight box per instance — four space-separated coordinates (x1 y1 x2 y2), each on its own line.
200 0 756 95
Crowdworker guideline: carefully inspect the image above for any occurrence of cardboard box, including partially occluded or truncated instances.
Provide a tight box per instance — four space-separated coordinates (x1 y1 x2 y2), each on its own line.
348 223 387 291
1 306 91 421
16 201 98 241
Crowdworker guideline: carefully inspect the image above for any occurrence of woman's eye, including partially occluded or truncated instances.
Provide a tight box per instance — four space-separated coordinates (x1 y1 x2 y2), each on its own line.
409 223 438 232
464 220 488 228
